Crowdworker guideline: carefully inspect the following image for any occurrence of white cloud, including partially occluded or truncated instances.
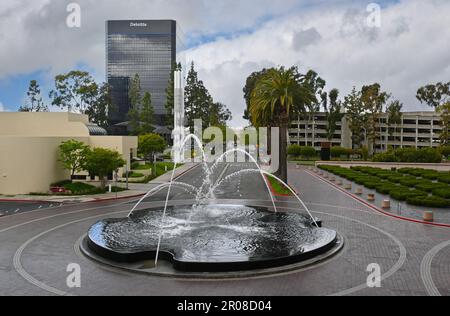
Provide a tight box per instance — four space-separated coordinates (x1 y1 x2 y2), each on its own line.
1 0 450 126
186 0 450 126
0 101 6 112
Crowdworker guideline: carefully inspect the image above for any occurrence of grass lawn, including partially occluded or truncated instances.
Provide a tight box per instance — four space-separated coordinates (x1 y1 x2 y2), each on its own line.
291 160 317 166
133 162 183 183
266 175 293 196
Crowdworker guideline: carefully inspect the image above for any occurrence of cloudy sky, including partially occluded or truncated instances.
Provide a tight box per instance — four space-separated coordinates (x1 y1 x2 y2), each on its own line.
0 0 449 127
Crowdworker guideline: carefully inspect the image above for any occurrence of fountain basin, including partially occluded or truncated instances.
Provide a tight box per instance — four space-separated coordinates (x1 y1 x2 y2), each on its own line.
86 204 338 272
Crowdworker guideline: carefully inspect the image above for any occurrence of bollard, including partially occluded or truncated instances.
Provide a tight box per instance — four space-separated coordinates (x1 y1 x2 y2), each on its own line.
382 200 391 209
108 184 112 193
355 188 363 195
423 211 434 222
344 183 352 190
367 194 375 202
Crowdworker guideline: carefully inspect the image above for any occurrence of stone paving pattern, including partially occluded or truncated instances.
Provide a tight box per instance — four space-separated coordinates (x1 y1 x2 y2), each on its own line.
0 163 449 296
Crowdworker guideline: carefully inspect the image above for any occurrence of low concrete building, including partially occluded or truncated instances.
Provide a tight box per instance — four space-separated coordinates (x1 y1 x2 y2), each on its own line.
290 111 443 152
0 112 137 195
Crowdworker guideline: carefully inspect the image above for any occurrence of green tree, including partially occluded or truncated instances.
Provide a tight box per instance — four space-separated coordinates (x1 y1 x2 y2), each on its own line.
165 62 182 129
361 83 391 154
209 102 232 127
58 140 91 179
386 100 403 145
128 74 142 135
19 80 48 112
86 83 115 129
138 134 167 163
417 82 450 145
85 148 126 189
303 70 325 146
184 62 213 131
243 68 270 124
343 87 366 149
322 88 344 141
140 92 155 134
49 71 98 113
250 66 314 182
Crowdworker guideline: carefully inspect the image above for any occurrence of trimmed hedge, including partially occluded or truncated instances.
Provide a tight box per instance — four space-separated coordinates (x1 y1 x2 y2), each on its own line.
407 196 450 208
389 189 426 201
432 188 450 199
415 181 448 193
318 164 450 208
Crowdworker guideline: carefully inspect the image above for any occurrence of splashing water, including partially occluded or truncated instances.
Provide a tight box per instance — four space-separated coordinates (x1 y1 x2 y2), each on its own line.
127 134 317 267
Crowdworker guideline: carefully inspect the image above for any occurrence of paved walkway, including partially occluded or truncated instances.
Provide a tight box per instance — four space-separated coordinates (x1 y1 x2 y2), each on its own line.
0 162 449 296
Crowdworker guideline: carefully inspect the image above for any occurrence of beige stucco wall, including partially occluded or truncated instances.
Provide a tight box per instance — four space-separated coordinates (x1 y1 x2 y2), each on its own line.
0 113 138 195
0 112 90 137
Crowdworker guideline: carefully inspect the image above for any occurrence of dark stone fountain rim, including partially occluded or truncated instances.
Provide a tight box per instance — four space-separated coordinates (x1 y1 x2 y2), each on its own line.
85 204 339 273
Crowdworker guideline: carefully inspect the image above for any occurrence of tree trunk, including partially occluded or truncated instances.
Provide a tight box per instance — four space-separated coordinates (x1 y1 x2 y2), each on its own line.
100 176 107 190
278 113 289 184
267 125 272 156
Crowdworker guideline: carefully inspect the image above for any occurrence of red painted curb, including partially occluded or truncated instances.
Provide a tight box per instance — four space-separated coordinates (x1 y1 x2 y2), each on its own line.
305 169 450 229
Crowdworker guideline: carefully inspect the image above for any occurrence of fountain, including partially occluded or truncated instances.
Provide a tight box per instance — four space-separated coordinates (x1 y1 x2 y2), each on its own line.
82 134 340 274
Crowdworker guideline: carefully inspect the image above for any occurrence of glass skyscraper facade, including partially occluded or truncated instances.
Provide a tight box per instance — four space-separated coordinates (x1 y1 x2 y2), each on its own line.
106 20 177 130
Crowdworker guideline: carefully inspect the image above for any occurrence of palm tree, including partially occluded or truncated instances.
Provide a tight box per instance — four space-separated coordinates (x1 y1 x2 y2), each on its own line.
250 67 314 182
387 100 403 148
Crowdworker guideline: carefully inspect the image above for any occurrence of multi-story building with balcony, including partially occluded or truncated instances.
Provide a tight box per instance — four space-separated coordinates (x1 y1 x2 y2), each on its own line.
289 111 444 153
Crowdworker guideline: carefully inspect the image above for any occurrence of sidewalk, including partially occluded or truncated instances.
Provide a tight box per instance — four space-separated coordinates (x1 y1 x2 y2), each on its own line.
0 163 198 203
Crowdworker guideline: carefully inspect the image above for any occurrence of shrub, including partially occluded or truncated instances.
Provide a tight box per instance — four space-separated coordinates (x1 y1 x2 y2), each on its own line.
390 188 426 201
373 150 398 162
50 180 72 187
387 176 405 183
432 188 450 199
407 196 450 208
63 182 104 195
416 181 448 193
374 148 442 163
398 177 421 187
331 147 352 159
376 184 399 195
299 146 318 159
439 146 450 158
288 145 302 157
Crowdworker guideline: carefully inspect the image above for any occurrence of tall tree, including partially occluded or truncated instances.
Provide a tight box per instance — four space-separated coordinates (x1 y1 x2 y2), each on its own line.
184 62 213 131
386 100 403 146
243 68 270 124
417 82 450 145
343 87 366 149
250 66 314 183
140 92 155 134
322 89 344 141
361 83 391 154
128 74 142 135
49 71 98 113
19 80 48 112
209 102 232 127
303 70 325 146
165 63 182 129
85 83 114 129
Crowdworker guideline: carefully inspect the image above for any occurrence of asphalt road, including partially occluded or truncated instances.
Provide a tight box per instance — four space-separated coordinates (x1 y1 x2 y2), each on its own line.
0 162 449 296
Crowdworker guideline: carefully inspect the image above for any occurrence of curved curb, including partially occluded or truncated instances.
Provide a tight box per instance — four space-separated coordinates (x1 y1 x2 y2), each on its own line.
305 169 450 228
